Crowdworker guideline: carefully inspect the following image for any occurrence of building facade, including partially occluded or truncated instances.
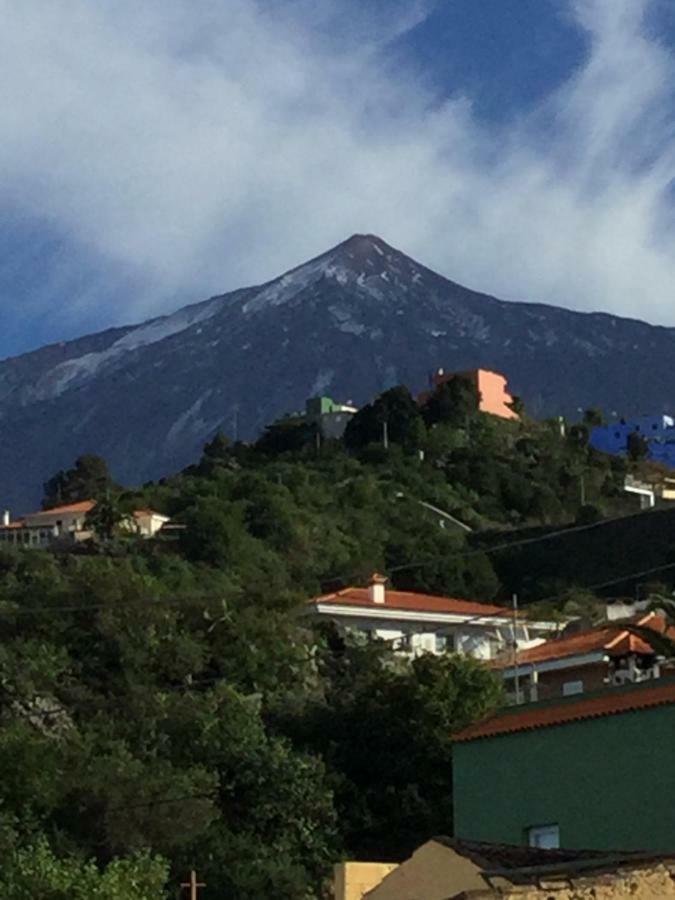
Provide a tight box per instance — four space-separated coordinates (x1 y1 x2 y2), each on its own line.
0 500 96 548
496 613 667 704
305 395 358 440
419 369 519 420
591 414 675 467
305 575 557 660
0 500 170 547
453 679 675 853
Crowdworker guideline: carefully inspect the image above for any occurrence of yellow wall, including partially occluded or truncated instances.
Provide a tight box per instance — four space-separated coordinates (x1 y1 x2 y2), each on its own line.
333 862 398 900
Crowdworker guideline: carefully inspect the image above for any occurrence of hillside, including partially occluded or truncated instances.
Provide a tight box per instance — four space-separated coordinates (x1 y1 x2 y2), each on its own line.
1 387 673 895
3 234 675 511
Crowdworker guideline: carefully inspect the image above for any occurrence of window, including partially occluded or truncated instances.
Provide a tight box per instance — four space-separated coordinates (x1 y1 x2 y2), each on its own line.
527 824 560 849
562 680 584 696
435 633 454 653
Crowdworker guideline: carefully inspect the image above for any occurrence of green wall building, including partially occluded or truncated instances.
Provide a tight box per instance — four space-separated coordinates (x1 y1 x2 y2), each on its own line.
453 678 675 853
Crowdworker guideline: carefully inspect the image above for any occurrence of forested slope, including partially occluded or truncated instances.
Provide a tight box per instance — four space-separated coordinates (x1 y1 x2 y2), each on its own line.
0 384 668 897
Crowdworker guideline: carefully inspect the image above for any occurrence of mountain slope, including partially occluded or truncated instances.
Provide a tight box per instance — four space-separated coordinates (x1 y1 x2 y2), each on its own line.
2 234 674 511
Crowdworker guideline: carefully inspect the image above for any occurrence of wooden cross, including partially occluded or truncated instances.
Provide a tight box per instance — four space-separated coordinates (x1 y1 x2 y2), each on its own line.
180 870 206 900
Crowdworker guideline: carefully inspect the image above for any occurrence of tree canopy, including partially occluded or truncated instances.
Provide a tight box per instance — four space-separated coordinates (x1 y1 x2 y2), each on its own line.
4 386 664 895
42 455 116 510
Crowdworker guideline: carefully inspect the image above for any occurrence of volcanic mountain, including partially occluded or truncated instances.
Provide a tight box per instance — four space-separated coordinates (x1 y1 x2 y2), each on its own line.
1 234 674 510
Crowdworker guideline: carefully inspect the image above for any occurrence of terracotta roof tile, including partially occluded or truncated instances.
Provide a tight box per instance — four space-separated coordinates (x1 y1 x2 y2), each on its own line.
310 587 512 618
495 613 667 667
32 500 95 516
454 677 675 742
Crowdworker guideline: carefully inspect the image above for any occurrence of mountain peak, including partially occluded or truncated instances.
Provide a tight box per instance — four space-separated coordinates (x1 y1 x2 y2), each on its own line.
331 233 396 267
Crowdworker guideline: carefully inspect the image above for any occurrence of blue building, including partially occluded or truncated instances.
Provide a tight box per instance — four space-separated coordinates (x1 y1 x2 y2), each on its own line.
590 414 675 466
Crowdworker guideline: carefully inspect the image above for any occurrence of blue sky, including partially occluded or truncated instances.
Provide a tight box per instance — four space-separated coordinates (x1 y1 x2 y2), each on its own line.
2 0 675 358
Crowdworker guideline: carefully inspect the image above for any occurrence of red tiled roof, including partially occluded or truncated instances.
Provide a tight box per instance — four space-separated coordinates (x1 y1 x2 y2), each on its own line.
454 678 675 742
494 613 668 668
310 587 512 618
32 500 96 516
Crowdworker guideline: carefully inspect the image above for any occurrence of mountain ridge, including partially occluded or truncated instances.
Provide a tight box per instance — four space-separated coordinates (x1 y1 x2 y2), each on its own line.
2 234 675 511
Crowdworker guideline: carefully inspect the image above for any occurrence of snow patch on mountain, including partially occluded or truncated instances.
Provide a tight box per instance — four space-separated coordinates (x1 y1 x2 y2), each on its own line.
167 392 214 444
29 298 225 401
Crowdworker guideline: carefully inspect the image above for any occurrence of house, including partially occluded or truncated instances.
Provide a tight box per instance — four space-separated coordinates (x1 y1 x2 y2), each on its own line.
0 500 170 547
305 574 558 660
123 508 171 537
335 839 675 899
590 414 675 467
453 678 675 853
494 612 669 703
418 369 518 420
0 500 96 548
305 395 358 440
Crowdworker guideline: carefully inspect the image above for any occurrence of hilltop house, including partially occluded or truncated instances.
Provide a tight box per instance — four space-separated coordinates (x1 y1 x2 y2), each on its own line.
305 574 558 659
0 500 169 548
418 368 518 420
591 414 675 467
495 612 669 703
453 678 675 854
305 395 358 440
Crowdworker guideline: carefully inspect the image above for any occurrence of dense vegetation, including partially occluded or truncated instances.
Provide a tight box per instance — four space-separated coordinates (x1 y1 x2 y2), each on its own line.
2 382 667 896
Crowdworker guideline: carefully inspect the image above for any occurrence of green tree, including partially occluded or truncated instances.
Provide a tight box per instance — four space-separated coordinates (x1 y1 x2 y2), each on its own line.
203 431 231 460
278 633 501 859
583 407 604 427
627 430 649 462
255 417 317 456
84 494 124 541
422 376 480 427
0 841 168 899
42 455 115 510
345 386 425 452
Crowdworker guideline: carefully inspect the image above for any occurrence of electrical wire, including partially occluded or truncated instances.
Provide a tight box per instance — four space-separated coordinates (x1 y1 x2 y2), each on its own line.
0 506 669 617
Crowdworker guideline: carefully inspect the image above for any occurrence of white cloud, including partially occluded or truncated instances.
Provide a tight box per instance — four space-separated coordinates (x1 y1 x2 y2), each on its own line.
1 0 675 339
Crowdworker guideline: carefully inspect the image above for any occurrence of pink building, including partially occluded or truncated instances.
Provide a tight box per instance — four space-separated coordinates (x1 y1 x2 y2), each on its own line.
420 368 518 420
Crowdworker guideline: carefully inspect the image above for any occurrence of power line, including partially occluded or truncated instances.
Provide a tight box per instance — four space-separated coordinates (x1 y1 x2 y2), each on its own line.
390 507 662 574
0 508 668 619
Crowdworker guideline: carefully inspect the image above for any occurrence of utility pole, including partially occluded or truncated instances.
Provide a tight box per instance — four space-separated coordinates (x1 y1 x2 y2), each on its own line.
180 870 206 900
512 593 521 705
382 420 389 450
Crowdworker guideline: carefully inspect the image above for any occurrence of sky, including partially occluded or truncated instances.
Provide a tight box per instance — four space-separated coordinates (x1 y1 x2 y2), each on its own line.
2 0 675 359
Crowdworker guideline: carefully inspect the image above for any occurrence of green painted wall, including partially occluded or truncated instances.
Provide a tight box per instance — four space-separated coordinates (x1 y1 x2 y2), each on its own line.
453 700 675 852
306 396 336 419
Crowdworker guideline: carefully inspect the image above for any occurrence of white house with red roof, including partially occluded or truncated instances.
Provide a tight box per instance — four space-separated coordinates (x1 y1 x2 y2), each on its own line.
305 574 558 659
0 500 170 548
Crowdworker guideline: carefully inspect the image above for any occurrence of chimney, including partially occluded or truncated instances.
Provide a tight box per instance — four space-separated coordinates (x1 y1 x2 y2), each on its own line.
368 572 388 605
1 510 9 527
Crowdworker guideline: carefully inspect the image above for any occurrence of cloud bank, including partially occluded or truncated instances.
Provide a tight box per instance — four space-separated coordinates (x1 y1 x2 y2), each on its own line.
1 0 675 352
